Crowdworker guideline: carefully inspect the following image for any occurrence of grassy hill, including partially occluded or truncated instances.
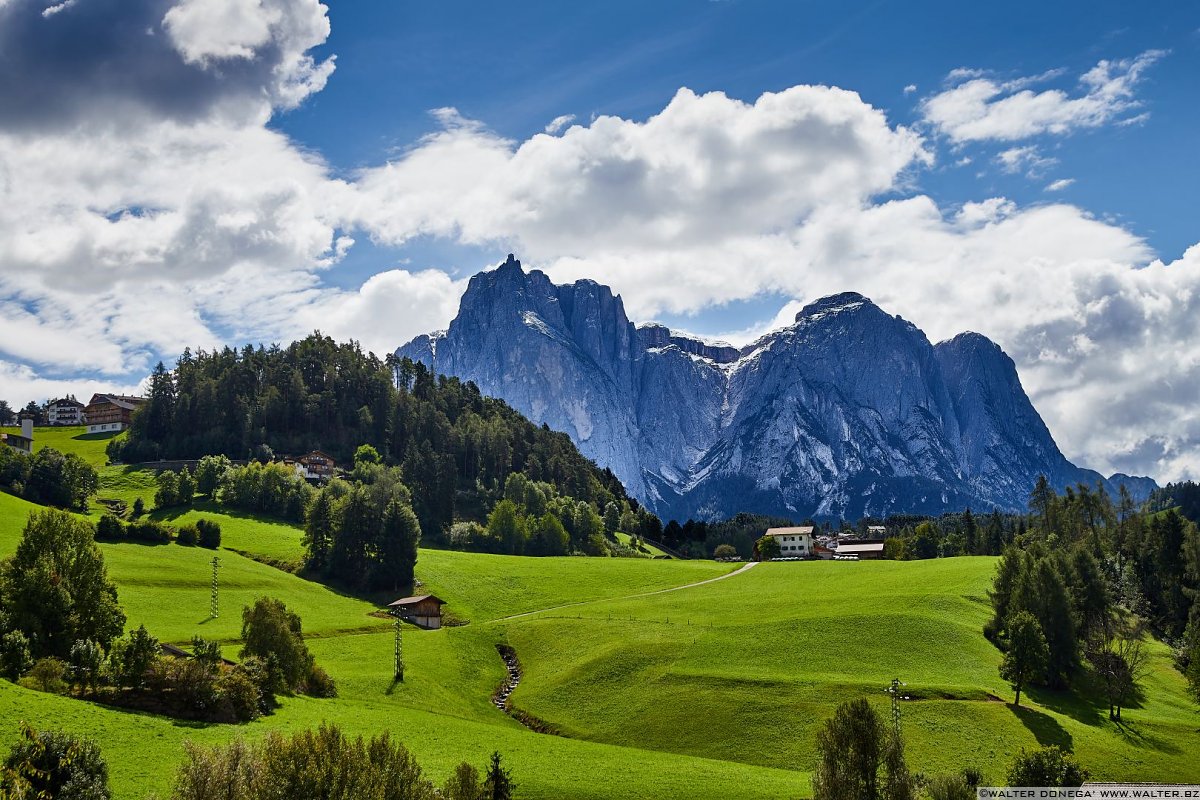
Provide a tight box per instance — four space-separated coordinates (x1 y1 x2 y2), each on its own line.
1 456 1198 796
0 424 119 467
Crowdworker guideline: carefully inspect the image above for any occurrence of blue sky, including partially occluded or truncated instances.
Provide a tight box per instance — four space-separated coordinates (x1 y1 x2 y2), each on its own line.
277 0 1199 335
0 0 1198 481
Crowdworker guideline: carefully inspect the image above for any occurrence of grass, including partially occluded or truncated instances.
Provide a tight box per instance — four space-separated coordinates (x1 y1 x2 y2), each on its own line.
1 425 119 467
1 493 1197 797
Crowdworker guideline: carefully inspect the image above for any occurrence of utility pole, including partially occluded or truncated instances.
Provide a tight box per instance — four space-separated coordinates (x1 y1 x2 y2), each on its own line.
393 617 404 682
210 556 220 618
885 677 908 737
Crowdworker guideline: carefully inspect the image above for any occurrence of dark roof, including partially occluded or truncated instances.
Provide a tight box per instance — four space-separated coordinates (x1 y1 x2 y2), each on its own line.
49 397 85 407
86 393 146 411
388 594 445 608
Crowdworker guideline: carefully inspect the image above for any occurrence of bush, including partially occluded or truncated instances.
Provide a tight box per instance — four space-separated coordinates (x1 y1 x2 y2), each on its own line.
132 497 145 517
0 630 33 680
69 639 104 693
126 519 173 544
304 664 338 698
926 774 974 800
197 518 222 549
95 513 126 540
169 724 441 800
2 724 111 800
1006 746 1087 786
21 657 68 694
216 668 263 722
713 543 738 560
177 524 200 546
109 625 159 688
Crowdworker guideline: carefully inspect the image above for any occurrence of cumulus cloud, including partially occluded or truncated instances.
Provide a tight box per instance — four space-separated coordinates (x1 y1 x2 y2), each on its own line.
921 50 1166 143
995 145 1057 176
0 3 1195 485
544 114 576 134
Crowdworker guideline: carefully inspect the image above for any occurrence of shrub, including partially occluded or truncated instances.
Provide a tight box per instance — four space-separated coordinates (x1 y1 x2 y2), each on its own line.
196 518 222 549
215 668 263 722
448 521 485 550
95 513 126 540
22 657 68 694
177 524 200 546
150 657 218 715
126 519 173 544
1006 746 1088 786
304 664 338 698
713 543 738 560
926 774 974 800
168 724 442 800
191 637 222 672
0 630 33 680
132 497 145 517
2 724 111 800
442 762 483 800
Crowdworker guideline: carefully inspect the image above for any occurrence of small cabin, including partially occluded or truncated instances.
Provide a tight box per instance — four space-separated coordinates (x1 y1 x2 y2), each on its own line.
387 594 446 630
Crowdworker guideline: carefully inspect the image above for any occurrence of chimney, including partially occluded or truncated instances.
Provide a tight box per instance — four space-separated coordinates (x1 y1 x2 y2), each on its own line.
21 418 33 440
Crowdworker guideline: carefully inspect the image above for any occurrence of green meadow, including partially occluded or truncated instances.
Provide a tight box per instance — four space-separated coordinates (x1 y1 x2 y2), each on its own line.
0 430 1197 797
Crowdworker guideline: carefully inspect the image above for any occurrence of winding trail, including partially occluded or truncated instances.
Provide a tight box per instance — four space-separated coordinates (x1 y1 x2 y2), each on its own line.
491 561 759 623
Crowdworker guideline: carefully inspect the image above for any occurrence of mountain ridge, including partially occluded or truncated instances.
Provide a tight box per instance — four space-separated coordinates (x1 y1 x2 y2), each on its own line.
398 255 1154 520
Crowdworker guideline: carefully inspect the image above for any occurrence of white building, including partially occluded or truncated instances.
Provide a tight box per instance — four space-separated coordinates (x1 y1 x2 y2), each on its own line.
763 526 814 557
47 396 85 426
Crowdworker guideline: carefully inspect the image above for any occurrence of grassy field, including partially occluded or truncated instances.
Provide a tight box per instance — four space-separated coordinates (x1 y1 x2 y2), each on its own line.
1 424 120 467
1 436 1197 797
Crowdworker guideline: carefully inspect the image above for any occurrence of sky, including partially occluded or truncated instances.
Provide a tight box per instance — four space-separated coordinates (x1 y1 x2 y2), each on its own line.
0 0 1198 482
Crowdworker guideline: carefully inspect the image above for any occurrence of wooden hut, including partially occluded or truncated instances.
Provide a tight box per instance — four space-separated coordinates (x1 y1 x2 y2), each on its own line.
387 594 446 629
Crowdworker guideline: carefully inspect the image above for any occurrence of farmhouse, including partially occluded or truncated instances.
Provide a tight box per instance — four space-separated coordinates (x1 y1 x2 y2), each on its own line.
47 396 85 426
1 419 33 453
387 595 446 629
836 541 885 560
294 450 336 482
763 526 814 557
84 393 147 433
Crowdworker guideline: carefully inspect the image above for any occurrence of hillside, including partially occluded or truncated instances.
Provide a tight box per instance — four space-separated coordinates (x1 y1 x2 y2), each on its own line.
398 257 1156 520
2 485 1197 797
107 334 656 547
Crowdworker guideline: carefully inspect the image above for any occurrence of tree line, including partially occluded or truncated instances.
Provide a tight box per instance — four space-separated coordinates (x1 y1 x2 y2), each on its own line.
0 444 97 511
987 477 1200 717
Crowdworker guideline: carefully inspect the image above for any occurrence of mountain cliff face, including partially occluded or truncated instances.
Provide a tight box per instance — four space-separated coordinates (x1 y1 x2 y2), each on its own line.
398 256 1154 520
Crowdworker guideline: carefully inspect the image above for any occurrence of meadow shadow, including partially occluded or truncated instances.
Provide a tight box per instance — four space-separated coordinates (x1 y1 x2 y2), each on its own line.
1010 703 1073 751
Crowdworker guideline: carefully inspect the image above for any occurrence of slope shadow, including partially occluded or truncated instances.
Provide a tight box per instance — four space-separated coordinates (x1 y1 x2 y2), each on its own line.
1011 704 1073 751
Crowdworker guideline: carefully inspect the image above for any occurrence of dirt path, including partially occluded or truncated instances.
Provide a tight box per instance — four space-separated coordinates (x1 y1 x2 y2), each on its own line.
491 561 759 623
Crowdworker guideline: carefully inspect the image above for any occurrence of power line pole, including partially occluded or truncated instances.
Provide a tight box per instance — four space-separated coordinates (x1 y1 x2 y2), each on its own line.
885 677 908 737
393 617 404 682
210 556 220 618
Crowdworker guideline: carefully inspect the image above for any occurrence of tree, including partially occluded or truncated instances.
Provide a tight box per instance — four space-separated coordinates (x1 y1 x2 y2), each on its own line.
110 625 159 688
0 510 126 659
69 639 104 693
0 631 33 680
483 751 515 800
1000 611 1049 707
374 497 422 591
1089 616 1150 721
487 500 526 556
442 762 484 800
812 698 884 800
714 544 738 560
354 443 382 466
240 597 315 693
1006 746 1087 786
757 534 782 561
194 454 231 497
1030 475 1056 534
303 489 338 571
24 447 98 510
1 724 111 800
155 469 181 509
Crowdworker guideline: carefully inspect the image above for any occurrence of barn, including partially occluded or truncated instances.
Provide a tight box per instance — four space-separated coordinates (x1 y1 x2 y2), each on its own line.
387 594 447 629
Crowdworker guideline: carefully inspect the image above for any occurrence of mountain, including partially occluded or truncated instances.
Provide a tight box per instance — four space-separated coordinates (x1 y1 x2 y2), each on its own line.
398 255 1155 521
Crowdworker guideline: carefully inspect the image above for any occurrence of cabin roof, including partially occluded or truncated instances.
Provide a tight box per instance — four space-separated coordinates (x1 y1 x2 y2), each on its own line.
388 594 446 608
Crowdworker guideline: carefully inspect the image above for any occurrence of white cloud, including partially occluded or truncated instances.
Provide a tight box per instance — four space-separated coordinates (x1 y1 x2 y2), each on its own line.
544 114 576 134
0 5 1194 485
903 84 917 95
995 145 1057 176
921 50 1166 142
1045 178 1075 192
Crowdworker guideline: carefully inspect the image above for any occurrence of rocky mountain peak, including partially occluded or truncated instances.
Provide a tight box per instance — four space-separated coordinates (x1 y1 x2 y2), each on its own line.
397 260 1155 520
